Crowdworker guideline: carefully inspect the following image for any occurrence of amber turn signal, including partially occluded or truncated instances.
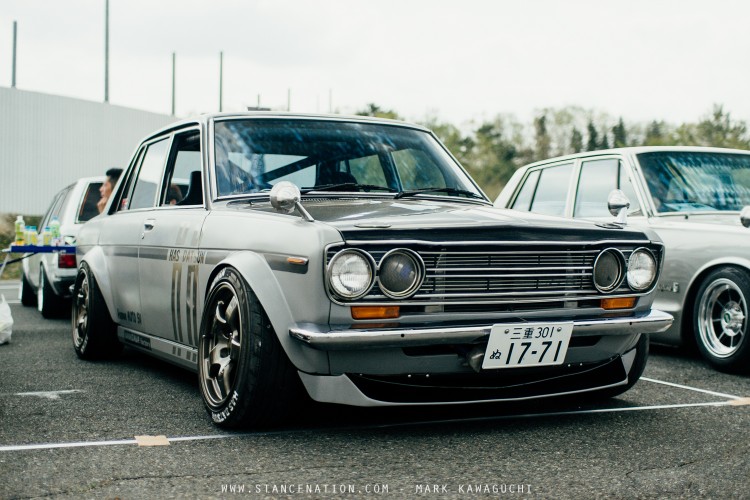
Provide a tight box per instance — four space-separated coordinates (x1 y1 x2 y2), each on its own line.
601 297 636 310
351 306 400 320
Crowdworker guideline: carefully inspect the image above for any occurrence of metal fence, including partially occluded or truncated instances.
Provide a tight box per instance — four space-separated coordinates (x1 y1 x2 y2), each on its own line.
0 87 174 215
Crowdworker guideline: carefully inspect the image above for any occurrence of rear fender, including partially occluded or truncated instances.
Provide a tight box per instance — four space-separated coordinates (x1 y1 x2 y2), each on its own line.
77 246 116 323
211 251 329 374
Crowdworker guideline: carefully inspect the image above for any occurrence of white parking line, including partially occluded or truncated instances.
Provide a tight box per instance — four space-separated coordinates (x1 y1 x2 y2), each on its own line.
642 377 742 400
15 390 83 400
0 399 742 453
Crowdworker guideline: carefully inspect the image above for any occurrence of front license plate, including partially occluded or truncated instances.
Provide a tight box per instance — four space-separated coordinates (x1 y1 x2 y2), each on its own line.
482 322 573 369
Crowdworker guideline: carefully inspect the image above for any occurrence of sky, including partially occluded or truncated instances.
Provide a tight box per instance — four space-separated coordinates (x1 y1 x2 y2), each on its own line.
1 0 749 128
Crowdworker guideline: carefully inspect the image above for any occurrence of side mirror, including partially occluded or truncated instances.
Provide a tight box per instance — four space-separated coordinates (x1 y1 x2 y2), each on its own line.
607 189 630 225
269 181 314 222
741 206 750 228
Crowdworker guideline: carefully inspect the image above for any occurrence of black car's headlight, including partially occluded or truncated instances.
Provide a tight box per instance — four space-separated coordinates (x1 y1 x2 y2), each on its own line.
378 249 424 299
328 249 374 300
627 248 657 291
593 248 625 293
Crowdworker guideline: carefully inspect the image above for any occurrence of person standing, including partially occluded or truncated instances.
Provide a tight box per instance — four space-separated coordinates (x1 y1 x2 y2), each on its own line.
97 167 123 213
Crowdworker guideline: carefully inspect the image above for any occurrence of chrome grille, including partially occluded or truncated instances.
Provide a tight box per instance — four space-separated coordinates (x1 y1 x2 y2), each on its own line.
327 245 646 304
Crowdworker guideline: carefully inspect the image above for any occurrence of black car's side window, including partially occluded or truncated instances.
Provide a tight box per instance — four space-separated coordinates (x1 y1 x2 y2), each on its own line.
522 163 573 216
128 139 170 210
574 159 641 217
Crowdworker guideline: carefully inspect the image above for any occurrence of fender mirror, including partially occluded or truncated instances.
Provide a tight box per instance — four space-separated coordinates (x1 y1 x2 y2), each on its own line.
607 189 630 225
270 181 314 222
740 206 750 228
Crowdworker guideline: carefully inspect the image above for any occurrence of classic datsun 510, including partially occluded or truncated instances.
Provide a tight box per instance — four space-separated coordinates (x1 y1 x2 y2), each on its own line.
72 113 672 427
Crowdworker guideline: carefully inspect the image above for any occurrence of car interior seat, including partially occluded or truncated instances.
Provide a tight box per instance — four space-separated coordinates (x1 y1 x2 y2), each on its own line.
177 171 204 206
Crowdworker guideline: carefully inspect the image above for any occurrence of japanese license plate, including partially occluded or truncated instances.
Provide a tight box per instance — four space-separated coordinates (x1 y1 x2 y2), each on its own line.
482 322 573 369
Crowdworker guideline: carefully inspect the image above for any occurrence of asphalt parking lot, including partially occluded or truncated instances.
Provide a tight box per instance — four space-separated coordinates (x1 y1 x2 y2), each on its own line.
1 282 749 499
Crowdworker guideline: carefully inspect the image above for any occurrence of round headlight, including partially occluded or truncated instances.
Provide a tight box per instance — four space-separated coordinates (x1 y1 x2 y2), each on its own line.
328 250 374 300
627 248 657 291
378 249 424 299
593 249 625 293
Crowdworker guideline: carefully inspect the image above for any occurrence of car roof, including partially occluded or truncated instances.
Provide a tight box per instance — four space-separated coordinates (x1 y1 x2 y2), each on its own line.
138 111 432 145
518 145 750 171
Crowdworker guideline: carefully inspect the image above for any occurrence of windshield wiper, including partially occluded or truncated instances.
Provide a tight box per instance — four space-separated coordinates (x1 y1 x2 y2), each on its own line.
302 183 397 193
394 187 485 200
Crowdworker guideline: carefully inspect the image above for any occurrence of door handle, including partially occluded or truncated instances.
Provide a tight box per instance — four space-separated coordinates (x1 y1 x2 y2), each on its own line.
144 219 156 231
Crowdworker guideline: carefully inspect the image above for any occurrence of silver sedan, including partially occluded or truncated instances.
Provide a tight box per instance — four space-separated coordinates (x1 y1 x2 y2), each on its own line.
497 146 750 373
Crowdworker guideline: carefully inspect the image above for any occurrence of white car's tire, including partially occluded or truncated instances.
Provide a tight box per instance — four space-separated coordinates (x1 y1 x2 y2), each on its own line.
20 271 37 307
693 267 750 374
38 266 65 318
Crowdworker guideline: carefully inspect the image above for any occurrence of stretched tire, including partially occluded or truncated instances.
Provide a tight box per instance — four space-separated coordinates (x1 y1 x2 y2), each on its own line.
38 266 66 318
72 262 121 359
19 271 37 307
198 267 303 428
693 267 750 374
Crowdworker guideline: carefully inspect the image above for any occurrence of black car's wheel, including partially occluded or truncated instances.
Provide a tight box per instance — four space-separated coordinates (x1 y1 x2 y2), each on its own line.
72 262 121 359
19 271 37 307
198 267 303 428
38 266 65 318
693 267 750 374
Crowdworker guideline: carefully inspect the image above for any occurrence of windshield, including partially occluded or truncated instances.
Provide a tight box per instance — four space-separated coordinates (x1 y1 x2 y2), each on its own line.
213 119 484 200
637 151 750 213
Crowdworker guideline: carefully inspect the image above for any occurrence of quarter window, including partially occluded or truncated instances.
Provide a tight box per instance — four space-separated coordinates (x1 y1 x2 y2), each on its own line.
511 170 541 211
529 163 573 216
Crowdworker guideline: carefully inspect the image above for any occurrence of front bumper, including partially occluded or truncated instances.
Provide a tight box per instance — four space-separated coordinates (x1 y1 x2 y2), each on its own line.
289 309 673 350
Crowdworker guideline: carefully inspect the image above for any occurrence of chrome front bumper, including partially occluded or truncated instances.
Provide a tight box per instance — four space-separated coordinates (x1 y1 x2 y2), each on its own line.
289 309 673 351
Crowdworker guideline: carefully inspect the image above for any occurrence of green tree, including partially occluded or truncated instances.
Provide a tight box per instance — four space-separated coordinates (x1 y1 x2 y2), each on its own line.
586 121 599 151
570 127 583 153
612 118 627 148
533 113 551 161
355 103 401 120
694 104 750 148
599 129 610 149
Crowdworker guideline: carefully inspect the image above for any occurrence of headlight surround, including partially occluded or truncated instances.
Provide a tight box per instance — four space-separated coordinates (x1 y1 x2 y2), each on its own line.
377 249 424 299
593 248 625 293
328 249 375 300
627 248 657 291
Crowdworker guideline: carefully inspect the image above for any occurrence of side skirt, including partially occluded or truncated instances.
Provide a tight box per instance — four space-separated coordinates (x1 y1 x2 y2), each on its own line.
117 327 198 372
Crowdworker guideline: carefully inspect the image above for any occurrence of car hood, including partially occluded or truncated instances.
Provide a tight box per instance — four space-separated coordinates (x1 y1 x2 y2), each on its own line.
232 197 659 243
649 212 750 235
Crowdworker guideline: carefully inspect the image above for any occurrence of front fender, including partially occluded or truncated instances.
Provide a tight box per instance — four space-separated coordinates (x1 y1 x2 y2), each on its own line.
214 251 330 374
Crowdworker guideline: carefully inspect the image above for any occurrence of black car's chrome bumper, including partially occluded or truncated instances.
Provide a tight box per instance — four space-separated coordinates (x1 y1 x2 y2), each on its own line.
289 309 673 351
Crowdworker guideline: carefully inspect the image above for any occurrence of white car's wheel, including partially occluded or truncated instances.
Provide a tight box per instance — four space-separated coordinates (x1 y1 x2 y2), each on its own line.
19 271 37 307
38 266 65 318
198 267 303 428
694 267 750 373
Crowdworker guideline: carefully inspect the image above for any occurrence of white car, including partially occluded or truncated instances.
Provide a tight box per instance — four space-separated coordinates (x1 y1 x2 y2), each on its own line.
496 147 750 373
20 176 105 317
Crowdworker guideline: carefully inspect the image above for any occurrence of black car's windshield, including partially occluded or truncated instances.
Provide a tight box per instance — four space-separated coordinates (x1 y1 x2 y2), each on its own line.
213 119 484 201
638 151 750 213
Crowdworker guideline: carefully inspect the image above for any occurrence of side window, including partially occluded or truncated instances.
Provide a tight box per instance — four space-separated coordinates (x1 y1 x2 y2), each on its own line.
40 189 67 230
128 139 170 210
393 149 446 190
511 169 541 211
162 131 203 206
574 159 641 217
77 182 103 222
529 163 573 216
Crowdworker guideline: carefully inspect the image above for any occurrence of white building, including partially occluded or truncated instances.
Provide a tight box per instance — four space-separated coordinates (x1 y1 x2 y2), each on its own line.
0 87 174 215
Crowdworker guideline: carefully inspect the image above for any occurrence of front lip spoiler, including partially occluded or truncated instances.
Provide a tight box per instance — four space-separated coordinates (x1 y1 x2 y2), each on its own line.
289 309 673 351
